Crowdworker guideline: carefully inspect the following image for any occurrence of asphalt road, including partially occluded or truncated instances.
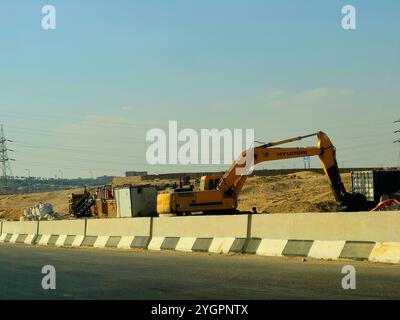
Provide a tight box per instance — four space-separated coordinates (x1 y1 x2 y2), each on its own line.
0 243 399 300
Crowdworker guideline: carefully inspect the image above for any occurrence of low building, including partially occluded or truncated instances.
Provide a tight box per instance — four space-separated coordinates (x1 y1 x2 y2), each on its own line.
125 171 148 177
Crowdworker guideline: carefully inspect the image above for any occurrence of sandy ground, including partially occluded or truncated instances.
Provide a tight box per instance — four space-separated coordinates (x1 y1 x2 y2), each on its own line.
0 189 83 221
238 171 351 213
0 171 351 220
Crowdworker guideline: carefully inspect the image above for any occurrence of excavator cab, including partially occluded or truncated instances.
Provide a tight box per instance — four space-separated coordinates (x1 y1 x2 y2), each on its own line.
198 175 223 191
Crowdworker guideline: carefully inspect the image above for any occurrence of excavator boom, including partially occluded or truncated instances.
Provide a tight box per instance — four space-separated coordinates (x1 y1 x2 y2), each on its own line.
219 132 344 199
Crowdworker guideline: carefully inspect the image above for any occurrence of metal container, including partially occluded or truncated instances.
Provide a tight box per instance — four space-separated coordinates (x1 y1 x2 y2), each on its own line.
351 170 400 202
114 185 157 217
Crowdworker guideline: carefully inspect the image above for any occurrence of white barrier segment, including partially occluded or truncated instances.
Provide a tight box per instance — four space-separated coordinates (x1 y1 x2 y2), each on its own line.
175 237 196 252
308 240 346 260
55 235 68 247
148 237 165 251
72 235 85 247
256 239 288 257
94 236 110 248
9 234 19 244
0 233 7 242
369 242 400 264
39 235 51 246
209 237 236 254
25 234 36 245
117 236 135 249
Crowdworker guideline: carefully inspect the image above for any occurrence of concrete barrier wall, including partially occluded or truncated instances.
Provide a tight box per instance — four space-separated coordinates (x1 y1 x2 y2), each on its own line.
152 215 249 238
2 221 38 235
2 211 398 243
1 212 400 264
86 218 151 236
250 212 400 242
39 220 86 236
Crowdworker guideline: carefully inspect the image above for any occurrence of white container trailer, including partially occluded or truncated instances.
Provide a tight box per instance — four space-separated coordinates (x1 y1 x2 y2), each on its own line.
114 185 157 217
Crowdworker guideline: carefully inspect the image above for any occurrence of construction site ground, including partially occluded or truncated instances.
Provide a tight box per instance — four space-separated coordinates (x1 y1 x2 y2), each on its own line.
0 171 350 221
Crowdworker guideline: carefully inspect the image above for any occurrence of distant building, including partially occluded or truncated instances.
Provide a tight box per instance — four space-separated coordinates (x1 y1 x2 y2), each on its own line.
126 171 148 177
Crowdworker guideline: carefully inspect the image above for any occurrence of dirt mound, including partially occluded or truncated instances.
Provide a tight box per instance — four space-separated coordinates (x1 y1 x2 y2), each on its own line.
237 172 351 213
112 176 177 190
0 189 82 221
112 176 142 186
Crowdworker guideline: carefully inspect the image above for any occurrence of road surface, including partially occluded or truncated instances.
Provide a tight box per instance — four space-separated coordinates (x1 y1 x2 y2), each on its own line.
0 243 399 299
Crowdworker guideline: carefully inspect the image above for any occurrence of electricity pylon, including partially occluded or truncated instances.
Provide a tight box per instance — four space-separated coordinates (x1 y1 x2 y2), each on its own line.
0 125 15 193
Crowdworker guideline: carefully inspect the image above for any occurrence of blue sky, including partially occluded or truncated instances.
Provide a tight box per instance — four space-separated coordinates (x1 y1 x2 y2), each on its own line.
0 0 399 178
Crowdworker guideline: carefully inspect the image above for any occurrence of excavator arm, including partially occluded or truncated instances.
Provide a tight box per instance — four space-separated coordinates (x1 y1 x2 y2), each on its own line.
218 131 368 211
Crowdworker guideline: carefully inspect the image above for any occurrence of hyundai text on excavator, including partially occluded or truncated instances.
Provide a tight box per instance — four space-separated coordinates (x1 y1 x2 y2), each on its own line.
157 131 371 215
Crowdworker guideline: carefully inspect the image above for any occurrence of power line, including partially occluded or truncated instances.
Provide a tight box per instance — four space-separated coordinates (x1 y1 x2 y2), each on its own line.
7 126 147 145
395 118 400 167
0 108 394 132
6 124 396 145
2 116 397 176
0 110 156 130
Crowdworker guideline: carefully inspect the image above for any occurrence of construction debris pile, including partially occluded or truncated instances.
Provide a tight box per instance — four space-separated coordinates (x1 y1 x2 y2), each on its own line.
21 203 60 221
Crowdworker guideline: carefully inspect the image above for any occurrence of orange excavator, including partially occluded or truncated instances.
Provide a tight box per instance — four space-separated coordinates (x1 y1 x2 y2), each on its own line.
157 131 371 215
